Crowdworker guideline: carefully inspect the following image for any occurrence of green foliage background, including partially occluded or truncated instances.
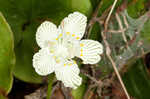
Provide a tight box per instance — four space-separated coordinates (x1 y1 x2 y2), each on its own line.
0 0 150 99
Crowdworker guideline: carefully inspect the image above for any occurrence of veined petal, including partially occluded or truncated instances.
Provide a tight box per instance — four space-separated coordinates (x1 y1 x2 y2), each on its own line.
55 60 82 89
76 40 103 64
60 12 87 41
33 48 56 76
36 21 58 48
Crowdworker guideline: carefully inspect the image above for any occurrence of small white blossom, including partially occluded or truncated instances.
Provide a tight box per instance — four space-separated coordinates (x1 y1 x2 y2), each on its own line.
33 12 103 89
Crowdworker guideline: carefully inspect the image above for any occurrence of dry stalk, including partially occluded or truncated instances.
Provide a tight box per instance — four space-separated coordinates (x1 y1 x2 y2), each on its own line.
102 0 130 99
107 29 126 33
104 0 118 30
81 70 103 86
85 0 104 38
122 13 129 29
101 31 130 99
115 13 128 44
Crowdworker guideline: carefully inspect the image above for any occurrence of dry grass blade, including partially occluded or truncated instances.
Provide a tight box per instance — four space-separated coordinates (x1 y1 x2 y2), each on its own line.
102 0 131 98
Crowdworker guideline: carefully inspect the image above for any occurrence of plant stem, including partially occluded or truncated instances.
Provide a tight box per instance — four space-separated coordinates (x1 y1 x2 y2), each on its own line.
103 0 131 98
104 0 118 30
107 54 130 99
46 73 55 99
101 31 130 99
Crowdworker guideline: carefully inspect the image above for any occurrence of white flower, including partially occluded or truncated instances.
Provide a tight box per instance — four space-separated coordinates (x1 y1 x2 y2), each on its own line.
33 12 103 89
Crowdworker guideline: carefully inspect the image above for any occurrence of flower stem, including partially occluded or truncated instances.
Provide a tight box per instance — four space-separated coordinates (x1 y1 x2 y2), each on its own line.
46 73 55 99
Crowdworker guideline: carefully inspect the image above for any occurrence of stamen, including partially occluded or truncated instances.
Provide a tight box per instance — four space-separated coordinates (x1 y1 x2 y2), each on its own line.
50 50 54 53
76 37 80 40
53 56 56 59
80 43 84 47
72 34 75 37
56 34 62 40
66 32 70 35
80 53 83 56
64 64 66 66
59 33 62 37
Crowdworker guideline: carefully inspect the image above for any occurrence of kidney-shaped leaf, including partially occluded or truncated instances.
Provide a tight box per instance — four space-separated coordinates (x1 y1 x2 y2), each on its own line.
0 12 15 94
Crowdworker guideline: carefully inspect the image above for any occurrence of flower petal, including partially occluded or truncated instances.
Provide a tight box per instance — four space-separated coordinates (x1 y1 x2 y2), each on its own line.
60 12 87 41
76 40 103 64
33 48 56 76
55 60 82 89
36 21 58 48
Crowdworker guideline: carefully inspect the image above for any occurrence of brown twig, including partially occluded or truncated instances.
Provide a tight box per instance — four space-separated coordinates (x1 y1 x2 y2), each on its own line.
102 0 131 98
107 28 127 33
84 0 104 38
81 70 103 86
122 13 129 29
84 83 98 99
97 6 112 25
101 31 130 99
60 83 72 99
115 13 128 44
104 0 118 31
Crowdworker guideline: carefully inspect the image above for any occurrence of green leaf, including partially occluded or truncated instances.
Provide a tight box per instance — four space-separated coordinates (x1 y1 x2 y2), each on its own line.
123 57 150 99
14 22 43 83
0 12 15 94
70 0 92 16
90 0 100 10
0 94 7 99
127 0 147 18
0 0 92 83
72 84 87 99
140 19 150 43
88 22 101 41
46 73 55 99
72 74 87 99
